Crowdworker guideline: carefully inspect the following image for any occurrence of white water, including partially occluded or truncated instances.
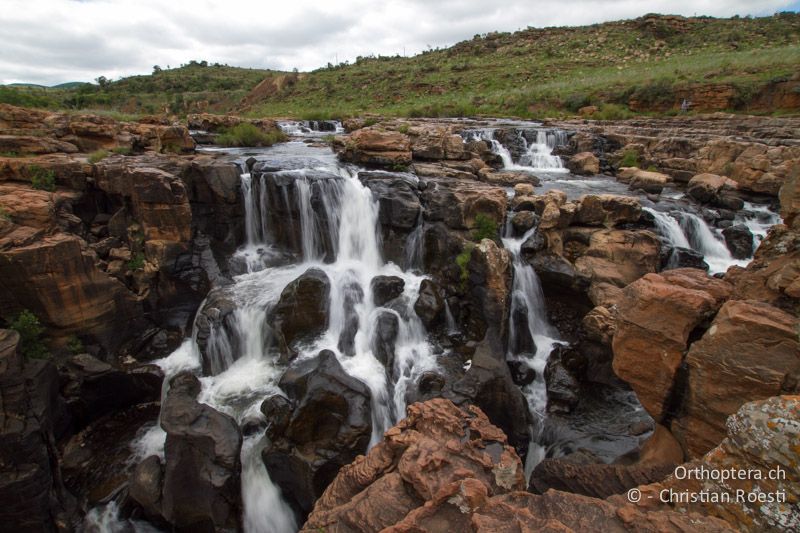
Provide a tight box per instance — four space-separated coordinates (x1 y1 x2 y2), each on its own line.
502 227 562 481
469 128 569 173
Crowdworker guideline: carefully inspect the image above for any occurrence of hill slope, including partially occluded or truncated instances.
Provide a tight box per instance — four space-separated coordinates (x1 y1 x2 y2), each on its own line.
244 13 800 119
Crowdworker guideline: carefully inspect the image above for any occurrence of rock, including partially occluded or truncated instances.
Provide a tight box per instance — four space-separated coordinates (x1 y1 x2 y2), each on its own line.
360 175 421 230
514 183 535 196
0 330 75 531
129 455 164 522
530 458 675 498
337 281 363 357
567 152 600 175
507 360 536 386
480 169 541 186
273 268 331 359
574 229 661 288
687 173 732 203
159 372 242 531
370 275 405 306
510 210 538 235
612 269 732 420
672 300 799 457
60 354 162 429
301 399 525 533
372 311 399 374
413 279 444 329
335 128 412 167
574 194 641 227
618 167 672 194
265 350 372 517
408 126 466 161
663 246 709 271
422 178 506 232
544 350 580 414
582 305 617 345
721 224 754 259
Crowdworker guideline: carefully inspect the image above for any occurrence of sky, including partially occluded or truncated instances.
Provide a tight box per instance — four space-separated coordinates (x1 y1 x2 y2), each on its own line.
0 0 797 86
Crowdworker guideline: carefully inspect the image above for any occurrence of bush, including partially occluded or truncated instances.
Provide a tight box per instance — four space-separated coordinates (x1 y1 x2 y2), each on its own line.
397 124 410 134
593 103 634 120
631 79 674 108
455 244 474 284
619 149 640 168
9 310 49 359
127 252 146 271
88 149 109 163
66 335 84 355
564 93 591 113
472 213 498 241
29 165 56 191
217 123 287 147
112 146 132 155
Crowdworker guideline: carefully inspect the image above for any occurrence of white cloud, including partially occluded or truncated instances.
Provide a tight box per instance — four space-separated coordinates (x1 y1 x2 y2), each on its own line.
0 0 794 85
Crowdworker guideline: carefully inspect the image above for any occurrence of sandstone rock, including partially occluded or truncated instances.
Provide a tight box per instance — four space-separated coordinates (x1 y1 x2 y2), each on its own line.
335 128 412 167
301 399 525 533
574 229 660 288
422 179 506 232
510 210 538 236
567 152 600 175
530 458 675 498
612 269 732 420
159 372 242 530
513 183 535 197
479 170 541 186
574 194 641 227
265 350 372 516
582 305 617 345
687 173 736 203
672 300 799 457
273 268 331 359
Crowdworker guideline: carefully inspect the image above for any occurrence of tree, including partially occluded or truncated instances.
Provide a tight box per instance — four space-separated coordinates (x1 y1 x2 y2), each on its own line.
95 75 109 89
153 65 162 74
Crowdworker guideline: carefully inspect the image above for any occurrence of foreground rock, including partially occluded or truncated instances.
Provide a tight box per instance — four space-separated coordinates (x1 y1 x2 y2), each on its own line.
302 398 734 532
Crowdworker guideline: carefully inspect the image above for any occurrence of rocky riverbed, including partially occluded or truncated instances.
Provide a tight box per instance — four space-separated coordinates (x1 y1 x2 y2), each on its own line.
0 104 797 532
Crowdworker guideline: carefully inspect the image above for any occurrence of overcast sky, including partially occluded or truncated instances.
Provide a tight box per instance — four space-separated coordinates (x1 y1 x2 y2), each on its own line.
0 0 797 85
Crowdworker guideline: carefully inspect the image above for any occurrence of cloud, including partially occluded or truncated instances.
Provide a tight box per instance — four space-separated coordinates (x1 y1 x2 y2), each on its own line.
0 0 794 85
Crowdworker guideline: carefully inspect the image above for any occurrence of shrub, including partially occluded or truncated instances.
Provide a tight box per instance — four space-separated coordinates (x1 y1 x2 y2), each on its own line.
66 335 84 355
564 93 591 113
217 123 287 147
397 124 410 134
112 146 132 155
88 149 109 163
472 213 498 241
593 103 634 120
619 149 640 168
127 252 146 271
455 244 474 284
9 310 49 359
630 79 674 108
29 165 56 191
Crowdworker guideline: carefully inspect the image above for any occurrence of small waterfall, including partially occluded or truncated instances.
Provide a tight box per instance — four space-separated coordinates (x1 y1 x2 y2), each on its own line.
467 128 568 173
241 434 298 533
404 213 425 272
502 227 562 481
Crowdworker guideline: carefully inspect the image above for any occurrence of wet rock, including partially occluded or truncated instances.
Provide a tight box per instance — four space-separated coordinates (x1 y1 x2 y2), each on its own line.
265 350 372 517
334 127 412 168
673 299 799 457
612 269 732 421
60 354 163 429
721 224 754 259
360 175 421 230
507 360 536 386
520 230 546 254
129 455 165 523
511 210 538 236
413 279 444 329
574 229 661 288
663 246 709 271
273 268 331 359
194 289 241 375
370 275 405 306
509 306 536 355
686 173 735 203
530 458 675 498
159 372 242 531
574 194 641 227
337 280 363 357
261 394 293 441
567 152 600 175
529 252 590 294
372 311 399 374
544 349 580 414
421 178 507 232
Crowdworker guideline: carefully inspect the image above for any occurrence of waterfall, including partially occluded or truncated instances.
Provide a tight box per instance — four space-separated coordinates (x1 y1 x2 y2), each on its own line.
502 227 562 481
467 128 568 173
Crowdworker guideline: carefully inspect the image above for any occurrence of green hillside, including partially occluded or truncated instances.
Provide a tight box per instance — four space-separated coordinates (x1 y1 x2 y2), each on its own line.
1 13 799 119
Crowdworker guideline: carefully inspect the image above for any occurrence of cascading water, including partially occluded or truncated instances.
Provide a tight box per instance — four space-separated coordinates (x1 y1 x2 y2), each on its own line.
467 128 568 173
502 226 563 481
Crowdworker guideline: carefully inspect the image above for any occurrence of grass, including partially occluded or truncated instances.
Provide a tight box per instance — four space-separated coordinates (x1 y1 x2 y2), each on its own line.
619 149 641 168
127 252 146 271
112 146 132 155
216 123 288 147
28 165 56 191
0 206 10 221
88 149 109 163
66 335 84 355
456 244 474 285
472 213 499 241
9 310 49 359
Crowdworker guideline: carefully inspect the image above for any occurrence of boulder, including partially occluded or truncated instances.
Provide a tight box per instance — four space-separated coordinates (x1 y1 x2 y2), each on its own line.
372 311 399 374
413 279 444 329
567 152 600 175
612 269 732 420
673 300 799 457
530 458 675 498
574 194 641 227
618 167 672 194
510 210 538 236
574 229 661 288
686 173 732 203
335 128 412 167
159 372 242 531
370 275 405 306
264 350 372 516
273 268 331 359
721 224 754 259
422 178 506 231
360 175 421 231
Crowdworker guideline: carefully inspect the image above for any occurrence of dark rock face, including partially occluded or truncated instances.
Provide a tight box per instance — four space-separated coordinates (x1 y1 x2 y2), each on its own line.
0 330 75 532
360 175 421 231
273 268 331 360
156 372 243 531
722 224 754 259
60 354 163 429
194 288 242 375
370 275 405 306
509 306 536 356
413 279 445 329
263 350 372 518
372 311 399 376
663 246 709 271
544 350 581 414
337 280 363 357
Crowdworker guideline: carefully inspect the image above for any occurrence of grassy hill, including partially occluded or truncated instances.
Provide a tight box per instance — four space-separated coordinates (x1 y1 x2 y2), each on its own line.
0 61 276 117
2 13 799 119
